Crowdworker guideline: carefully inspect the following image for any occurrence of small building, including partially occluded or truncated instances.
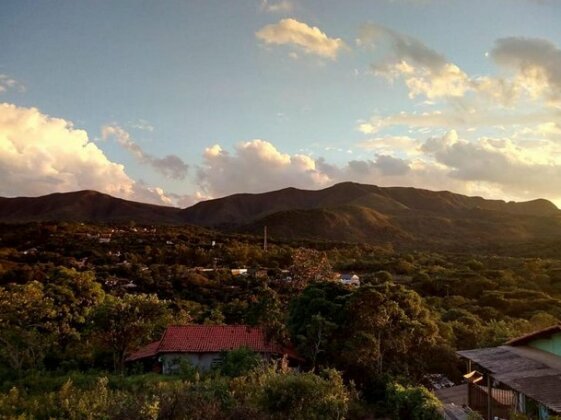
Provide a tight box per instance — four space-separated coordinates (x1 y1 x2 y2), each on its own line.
126 325 300 374
231 268 248 276
458 324 561 419
340 273 360 286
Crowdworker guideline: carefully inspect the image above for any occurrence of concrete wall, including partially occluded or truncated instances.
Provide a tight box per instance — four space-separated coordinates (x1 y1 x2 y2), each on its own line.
528 332 561 357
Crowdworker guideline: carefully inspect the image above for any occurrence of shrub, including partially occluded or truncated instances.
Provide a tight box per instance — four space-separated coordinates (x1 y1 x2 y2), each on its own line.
385 381 442 420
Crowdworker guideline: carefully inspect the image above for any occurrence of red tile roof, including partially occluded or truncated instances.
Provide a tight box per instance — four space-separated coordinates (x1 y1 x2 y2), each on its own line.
127 340 160 362
126 325 300 362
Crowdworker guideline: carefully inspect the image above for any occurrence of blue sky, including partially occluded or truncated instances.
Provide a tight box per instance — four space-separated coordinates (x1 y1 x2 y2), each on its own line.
1 0 561 206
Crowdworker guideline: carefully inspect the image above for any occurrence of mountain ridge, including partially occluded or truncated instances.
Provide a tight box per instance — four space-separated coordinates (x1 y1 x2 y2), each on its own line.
1 183 560 249
181 182 560 225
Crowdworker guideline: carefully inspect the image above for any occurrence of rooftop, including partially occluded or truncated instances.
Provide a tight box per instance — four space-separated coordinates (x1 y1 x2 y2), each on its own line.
458 345 561 413
127 325 299 362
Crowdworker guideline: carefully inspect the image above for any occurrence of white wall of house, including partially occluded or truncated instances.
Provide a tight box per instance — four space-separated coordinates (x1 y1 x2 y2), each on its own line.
161 352 221 374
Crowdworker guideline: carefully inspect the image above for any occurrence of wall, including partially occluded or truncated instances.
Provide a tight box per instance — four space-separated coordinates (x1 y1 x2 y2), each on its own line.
528 332 561 357
161 352 221 374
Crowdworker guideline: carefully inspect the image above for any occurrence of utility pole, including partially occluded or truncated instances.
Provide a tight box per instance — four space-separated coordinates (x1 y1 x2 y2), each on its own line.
263 225 268 252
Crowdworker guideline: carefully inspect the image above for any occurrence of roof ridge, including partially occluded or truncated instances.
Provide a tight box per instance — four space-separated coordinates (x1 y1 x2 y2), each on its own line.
506 324 561 346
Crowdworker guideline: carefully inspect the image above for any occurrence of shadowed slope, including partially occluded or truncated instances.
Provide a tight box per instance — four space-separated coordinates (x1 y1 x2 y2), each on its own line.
0 190 183 224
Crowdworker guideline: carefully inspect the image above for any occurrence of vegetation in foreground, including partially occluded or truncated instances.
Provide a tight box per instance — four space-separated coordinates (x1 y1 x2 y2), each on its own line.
1 222 560 418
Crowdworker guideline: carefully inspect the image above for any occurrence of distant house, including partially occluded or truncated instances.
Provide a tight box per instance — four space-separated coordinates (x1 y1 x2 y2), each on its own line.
126 325 300 374
249 268 268 279
231 268 248 276
340 274 360 286
458 324 561 419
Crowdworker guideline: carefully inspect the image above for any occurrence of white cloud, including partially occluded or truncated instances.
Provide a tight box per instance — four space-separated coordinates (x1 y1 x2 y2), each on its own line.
490 37 561 103
197 139 331 197
259 0 294 13
193 135 561 206
358 109 559 134
256 18 347 60
102 124 188 180
194 139 480 201
359 24 561 109
358 23 471 99
130 119 154 132
0 103 174 206
358 135 422 157
420 130 561 199
0 75 25 94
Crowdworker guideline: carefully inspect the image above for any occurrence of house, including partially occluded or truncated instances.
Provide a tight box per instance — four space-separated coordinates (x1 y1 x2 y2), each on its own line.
126 325 301 374
340 273 360 286
231 268 248 276
457 324 561 419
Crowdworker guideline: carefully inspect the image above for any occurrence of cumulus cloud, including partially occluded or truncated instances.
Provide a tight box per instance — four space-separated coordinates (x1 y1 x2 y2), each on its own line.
420 129 561 198
194 139 482 201
171 191 213 208
358 24 561 109
102 124 188 180
490 37 561 103
256 18 347 59
197 139 331 197
259 0 294 13
359 23 471 99
0 103 174 205
0 74 25 94
192 135 561 205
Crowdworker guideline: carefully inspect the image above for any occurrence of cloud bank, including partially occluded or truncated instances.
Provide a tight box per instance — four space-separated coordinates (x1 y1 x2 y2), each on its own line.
0 103 173 205
195 133 561 205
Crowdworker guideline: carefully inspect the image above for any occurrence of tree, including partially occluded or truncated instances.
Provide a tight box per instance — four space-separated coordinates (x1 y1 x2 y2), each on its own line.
343 283 439 380
90 293 171 373
288 282 350 369
43 267 104 345
290 248 333 291
0 281 56 373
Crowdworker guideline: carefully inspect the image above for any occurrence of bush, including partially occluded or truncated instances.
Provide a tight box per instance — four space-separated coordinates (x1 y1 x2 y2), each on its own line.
385 381 442 420
258 368 351 420
216 347 261 378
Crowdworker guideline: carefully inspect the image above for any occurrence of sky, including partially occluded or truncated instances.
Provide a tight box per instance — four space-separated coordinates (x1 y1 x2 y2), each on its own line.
1 0 561 207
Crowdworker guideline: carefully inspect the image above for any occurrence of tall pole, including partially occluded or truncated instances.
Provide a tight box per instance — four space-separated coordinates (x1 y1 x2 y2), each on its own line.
263 225 268 252
487 374 492 420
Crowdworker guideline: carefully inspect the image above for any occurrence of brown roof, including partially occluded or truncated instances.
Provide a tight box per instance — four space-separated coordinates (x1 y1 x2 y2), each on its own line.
458 346 561 413
126 325 300 362
506 324 561 346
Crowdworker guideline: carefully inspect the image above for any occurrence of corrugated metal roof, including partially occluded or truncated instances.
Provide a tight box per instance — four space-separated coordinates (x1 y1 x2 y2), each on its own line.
126 325 300 362
458 346 561 413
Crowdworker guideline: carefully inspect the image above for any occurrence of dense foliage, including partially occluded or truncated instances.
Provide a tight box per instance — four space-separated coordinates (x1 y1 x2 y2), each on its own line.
1 222 560 418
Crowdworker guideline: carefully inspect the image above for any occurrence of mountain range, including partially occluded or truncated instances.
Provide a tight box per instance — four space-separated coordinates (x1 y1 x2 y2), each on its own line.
2 183 561 249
